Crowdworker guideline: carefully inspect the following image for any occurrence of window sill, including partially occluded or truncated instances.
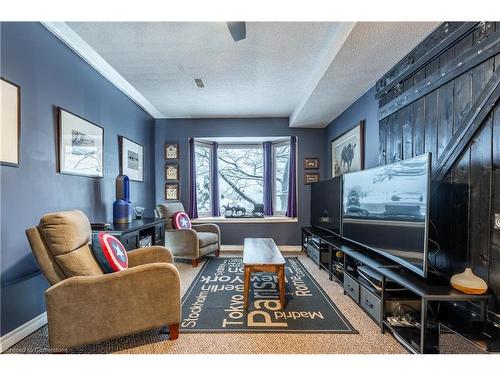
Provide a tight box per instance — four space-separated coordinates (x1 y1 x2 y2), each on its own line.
192 216 298 224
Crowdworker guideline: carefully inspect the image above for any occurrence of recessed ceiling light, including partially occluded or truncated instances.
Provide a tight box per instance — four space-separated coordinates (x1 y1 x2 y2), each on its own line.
194 78 205 88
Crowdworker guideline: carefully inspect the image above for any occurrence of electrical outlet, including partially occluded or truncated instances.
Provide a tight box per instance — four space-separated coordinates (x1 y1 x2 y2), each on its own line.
495 213 500 229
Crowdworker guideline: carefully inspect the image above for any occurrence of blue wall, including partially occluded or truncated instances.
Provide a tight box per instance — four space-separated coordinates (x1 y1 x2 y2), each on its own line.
324 87 379 177
0 22 155 336
154 118 326 245
0 22 379 338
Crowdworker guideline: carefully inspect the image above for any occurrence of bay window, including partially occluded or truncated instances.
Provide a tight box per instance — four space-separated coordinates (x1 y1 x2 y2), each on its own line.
193 137 295 218
272 141 290 215
194 142 212 216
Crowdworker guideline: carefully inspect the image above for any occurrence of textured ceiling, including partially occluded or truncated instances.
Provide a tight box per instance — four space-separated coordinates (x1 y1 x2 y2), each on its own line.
290 22 440 127
67 22 337 118
64 21 439 126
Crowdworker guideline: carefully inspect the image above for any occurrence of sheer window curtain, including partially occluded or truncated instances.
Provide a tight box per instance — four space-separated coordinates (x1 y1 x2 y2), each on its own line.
188 138 198 219
286 136 297 217
263 141 273 215
211 142 220 217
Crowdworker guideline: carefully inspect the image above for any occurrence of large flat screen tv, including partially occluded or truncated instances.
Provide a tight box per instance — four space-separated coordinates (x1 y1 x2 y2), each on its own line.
311 176 342 236
342 153 431 277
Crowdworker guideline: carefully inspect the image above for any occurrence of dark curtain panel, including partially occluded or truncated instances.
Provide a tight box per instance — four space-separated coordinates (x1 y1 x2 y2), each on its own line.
263 141 274 215
286 136 297 217
211 142 220 216
188 138 198 218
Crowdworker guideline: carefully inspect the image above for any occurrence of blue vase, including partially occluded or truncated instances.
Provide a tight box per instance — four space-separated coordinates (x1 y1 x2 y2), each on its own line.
113 175 132 223
113 199 133 224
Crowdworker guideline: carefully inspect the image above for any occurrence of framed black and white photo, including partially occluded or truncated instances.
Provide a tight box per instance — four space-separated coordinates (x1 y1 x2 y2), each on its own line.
165 164 179 181
331 120 364 177
57 108 104 178
165 184 179 200
119 136 144 182
1 77 21 167
165 143 179 160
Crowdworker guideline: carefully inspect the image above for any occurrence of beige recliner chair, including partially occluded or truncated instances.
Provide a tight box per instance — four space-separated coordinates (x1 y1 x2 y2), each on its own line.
25 210 181 350
157 202 220 267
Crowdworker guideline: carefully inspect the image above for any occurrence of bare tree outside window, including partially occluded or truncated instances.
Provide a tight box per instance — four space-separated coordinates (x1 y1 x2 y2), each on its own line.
273 143 290 214
194 139 292 217
218 146 263 213
194 144 211 215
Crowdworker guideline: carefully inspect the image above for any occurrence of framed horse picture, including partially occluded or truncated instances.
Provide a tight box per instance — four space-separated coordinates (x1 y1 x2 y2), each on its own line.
331 120 364 177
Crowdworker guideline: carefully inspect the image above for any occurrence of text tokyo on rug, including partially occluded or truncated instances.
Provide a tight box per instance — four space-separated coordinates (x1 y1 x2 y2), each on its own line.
180 257 357 333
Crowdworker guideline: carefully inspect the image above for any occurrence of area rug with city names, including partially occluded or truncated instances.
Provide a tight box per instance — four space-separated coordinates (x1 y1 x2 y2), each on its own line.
180 257 357 333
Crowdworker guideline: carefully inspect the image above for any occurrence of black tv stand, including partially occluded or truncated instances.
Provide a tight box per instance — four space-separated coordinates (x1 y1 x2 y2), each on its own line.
378 264 404 269
302 226 490 354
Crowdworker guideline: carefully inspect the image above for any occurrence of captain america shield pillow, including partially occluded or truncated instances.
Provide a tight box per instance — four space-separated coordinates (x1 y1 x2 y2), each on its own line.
91 232 129 273
172 211 191 229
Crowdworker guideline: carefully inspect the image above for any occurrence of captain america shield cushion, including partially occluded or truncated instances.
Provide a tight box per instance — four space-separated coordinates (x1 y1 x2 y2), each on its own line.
172 211 191 229
91 232 128 273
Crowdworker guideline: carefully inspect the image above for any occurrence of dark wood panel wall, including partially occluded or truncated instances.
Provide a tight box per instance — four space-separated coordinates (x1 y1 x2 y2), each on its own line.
376 22 500 316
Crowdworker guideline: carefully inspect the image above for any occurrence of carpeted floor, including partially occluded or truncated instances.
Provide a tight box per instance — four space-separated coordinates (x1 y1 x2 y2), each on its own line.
5 252 406 354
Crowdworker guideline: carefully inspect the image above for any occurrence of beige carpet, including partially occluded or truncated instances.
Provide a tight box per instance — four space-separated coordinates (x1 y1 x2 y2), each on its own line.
5 252 406 354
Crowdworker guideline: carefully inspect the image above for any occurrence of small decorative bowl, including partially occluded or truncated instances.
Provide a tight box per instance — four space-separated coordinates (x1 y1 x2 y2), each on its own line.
134 206 145 219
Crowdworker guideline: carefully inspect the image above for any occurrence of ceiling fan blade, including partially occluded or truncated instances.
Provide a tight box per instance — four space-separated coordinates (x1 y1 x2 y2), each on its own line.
227 22 246 42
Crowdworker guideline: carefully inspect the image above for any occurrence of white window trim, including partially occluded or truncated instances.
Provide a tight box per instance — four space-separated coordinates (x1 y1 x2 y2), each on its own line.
217 143 263 215
194 141 213 217
192 137 298 219
218 143 262 150
192 216 298 224
272 140 291 216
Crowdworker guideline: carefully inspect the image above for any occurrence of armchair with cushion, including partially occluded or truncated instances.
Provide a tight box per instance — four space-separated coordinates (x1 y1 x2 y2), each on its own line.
25 210 181 350
156 202 220 267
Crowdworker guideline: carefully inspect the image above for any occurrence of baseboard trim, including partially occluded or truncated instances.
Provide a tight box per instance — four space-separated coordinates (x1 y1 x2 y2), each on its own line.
220 245 302 252
0 312 47 353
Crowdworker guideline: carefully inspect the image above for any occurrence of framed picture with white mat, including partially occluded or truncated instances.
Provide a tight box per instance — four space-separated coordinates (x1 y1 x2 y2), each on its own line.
119 135 144 182
1 77 21 167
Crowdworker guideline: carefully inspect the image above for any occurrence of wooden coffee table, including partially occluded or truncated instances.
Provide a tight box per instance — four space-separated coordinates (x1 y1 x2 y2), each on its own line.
243 238 286 309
